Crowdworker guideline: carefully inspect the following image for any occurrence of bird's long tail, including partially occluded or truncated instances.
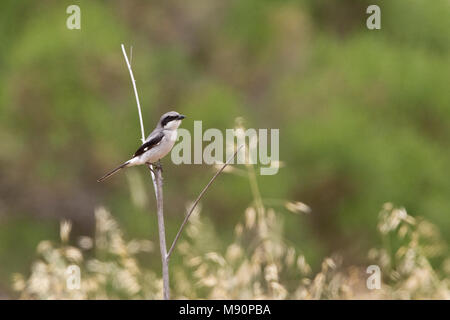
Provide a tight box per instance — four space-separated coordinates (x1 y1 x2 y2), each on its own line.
97 160 130 182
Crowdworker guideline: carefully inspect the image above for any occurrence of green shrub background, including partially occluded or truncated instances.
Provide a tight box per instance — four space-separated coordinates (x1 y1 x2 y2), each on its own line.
0 0 449 298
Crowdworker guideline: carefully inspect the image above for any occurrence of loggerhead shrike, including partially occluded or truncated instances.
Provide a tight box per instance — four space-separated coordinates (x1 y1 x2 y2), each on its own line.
97 111 186 182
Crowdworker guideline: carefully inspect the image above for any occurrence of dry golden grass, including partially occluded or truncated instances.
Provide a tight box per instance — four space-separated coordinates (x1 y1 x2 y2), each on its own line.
12 187 449 299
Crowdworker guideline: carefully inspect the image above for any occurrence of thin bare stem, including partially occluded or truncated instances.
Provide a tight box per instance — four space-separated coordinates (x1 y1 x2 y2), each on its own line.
151 165 170 299
247 161 264 216
121 44 145 144
120 44 157 187
121 44 168 299
166 145 243 260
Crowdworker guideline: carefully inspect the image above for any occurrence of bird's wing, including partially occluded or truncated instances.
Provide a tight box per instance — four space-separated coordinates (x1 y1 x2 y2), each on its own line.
133 131 164 157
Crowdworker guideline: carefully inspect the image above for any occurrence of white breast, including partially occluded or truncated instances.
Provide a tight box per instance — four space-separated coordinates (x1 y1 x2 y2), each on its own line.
168 129 178 142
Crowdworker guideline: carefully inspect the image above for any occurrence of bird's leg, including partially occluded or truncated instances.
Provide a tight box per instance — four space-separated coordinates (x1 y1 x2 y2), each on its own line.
156 159 163 173
146 163 156 175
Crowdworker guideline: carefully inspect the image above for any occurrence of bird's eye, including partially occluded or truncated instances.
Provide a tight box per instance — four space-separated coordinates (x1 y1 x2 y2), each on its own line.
162 115 178 127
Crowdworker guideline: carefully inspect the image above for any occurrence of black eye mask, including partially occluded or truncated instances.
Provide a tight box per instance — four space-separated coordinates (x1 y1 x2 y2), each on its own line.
161 115 179 127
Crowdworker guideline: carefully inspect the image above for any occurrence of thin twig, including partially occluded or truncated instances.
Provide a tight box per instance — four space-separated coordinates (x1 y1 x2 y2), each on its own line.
121 44 169 299
121 44 145 144
120 44 157 187
166 145 243 260
152 165 170 299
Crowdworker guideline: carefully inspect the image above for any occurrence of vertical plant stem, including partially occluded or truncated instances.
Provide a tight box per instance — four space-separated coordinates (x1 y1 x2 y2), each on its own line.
151 164 170 299
121 44 145 144
121 44 169 299
246 153 264 216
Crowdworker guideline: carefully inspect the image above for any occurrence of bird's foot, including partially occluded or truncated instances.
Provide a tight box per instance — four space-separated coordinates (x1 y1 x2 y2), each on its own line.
148 160 163 174
156 160 163 173
146 163 156 175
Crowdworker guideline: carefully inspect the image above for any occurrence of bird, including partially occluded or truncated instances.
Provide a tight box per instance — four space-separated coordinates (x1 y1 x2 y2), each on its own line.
97 111 186 182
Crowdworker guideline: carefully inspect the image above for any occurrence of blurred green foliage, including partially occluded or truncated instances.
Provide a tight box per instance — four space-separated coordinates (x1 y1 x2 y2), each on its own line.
0 0 449 297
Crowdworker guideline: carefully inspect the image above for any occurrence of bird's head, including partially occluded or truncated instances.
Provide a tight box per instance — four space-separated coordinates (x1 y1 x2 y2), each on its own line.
159 111 186 130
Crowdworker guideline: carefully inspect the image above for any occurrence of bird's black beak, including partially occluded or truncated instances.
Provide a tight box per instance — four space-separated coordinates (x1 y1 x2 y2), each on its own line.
178 114 186 120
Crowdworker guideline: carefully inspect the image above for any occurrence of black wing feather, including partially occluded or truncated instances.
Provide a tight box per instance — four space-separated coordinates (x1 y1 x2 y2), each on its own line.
133 132 164 157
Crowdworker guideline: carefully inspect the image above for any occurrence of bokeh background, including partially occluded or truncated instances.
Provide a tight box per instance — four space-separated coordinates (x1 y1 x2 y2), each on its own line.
0 0 449 298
